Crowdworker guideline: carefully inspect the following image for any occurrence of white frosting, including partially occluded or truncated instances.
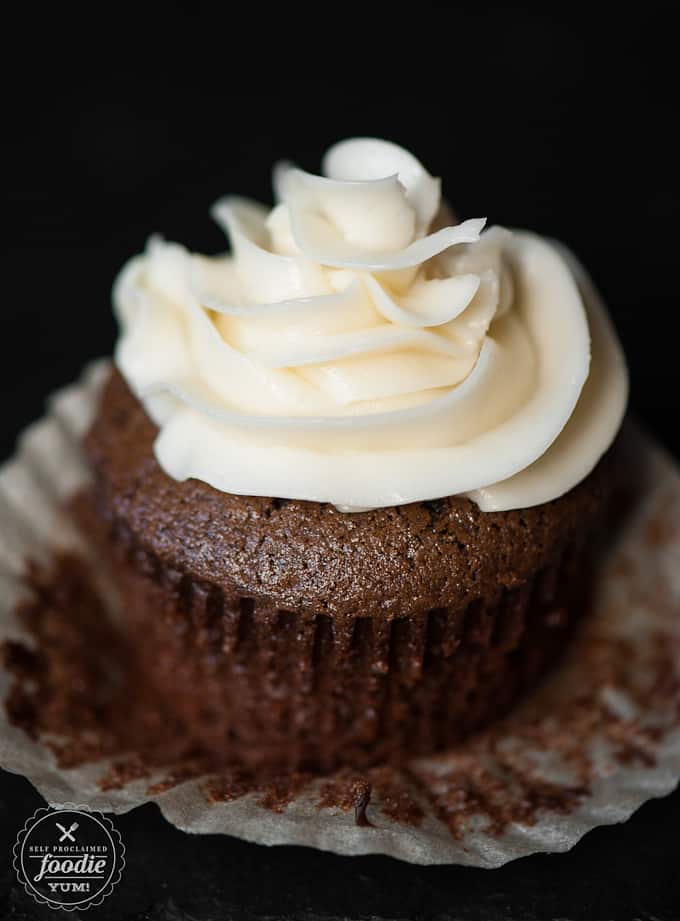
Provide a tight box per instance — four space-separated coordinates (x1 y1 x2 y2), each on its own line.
114 138 628 511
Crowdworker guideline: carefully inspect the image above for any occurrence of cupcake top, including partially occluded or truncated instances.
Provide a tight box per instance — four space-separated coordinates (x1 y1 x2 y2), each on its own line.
114 138 627 511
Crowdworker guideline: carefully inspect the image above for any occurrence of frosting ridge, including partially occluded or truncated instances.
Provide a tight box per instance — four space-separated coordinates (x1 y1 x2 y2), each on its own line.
114 138 627 511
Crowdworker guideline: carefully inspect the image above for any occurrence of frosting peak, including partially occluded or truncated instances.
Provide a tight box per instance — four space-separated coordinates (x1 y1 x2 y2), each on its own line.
114 138 627 511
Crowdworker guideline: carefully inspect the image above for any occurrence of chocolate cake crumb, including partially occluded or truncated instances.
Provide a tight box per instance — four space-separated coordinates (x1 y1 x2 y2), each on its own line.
353 781 372 826
98 756 150 792
204 769 312 813
203 768 257 804
317 768 424 827
317 773 374 826
146 763 208 796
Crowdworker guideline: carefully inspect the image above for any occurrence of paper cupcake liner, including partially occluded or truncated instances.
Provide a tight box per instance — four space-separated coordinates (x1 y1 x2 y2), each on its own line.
1 360 679 867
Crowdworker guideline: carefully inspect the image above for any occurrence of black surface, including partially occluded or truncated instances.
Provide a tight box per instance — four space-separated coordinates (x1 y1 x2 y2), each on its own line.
3 5 679 919
0 769 678 920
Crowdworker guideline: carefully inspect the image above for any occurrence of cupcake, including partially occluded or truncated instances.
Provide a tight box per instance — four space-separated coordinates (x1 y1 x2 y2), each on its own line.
82 139 628 772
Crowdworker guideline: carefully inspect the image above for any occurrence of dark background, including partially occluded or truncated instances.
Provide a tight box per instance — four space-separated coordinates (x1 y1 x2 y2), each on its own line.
4 5 679 463
3 5 679 919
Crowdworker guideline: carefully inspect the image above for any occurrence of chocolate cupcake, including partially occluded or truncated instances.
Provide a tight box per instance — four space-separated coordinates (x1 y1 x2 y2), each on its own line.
82 139 628 771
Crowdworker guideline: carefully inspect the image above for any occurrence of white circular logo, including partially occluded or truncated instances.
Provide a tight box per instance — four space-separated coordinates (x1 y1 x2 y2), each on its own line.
13 803 125 911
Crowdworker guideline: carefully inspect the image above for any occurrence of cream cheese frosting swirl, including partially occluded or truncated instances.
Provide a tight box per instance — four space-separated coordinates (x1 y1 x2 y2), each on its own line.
114 138 628 511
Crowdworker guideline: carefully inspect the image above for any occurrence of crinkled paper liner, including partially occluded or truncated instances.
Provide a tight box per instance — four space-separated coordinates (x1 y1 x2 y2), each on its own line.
0 360 678 867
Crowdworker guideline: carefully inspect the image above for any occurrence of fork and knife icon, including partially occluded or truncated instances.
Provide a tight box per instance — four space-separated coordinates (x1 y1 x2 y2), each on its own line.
55 821 79 843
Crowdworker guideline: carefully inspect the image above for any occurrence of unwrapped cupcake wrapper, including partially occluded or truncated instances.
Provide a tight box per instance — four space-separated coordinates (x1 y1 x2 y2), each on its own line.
1 359 679 867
